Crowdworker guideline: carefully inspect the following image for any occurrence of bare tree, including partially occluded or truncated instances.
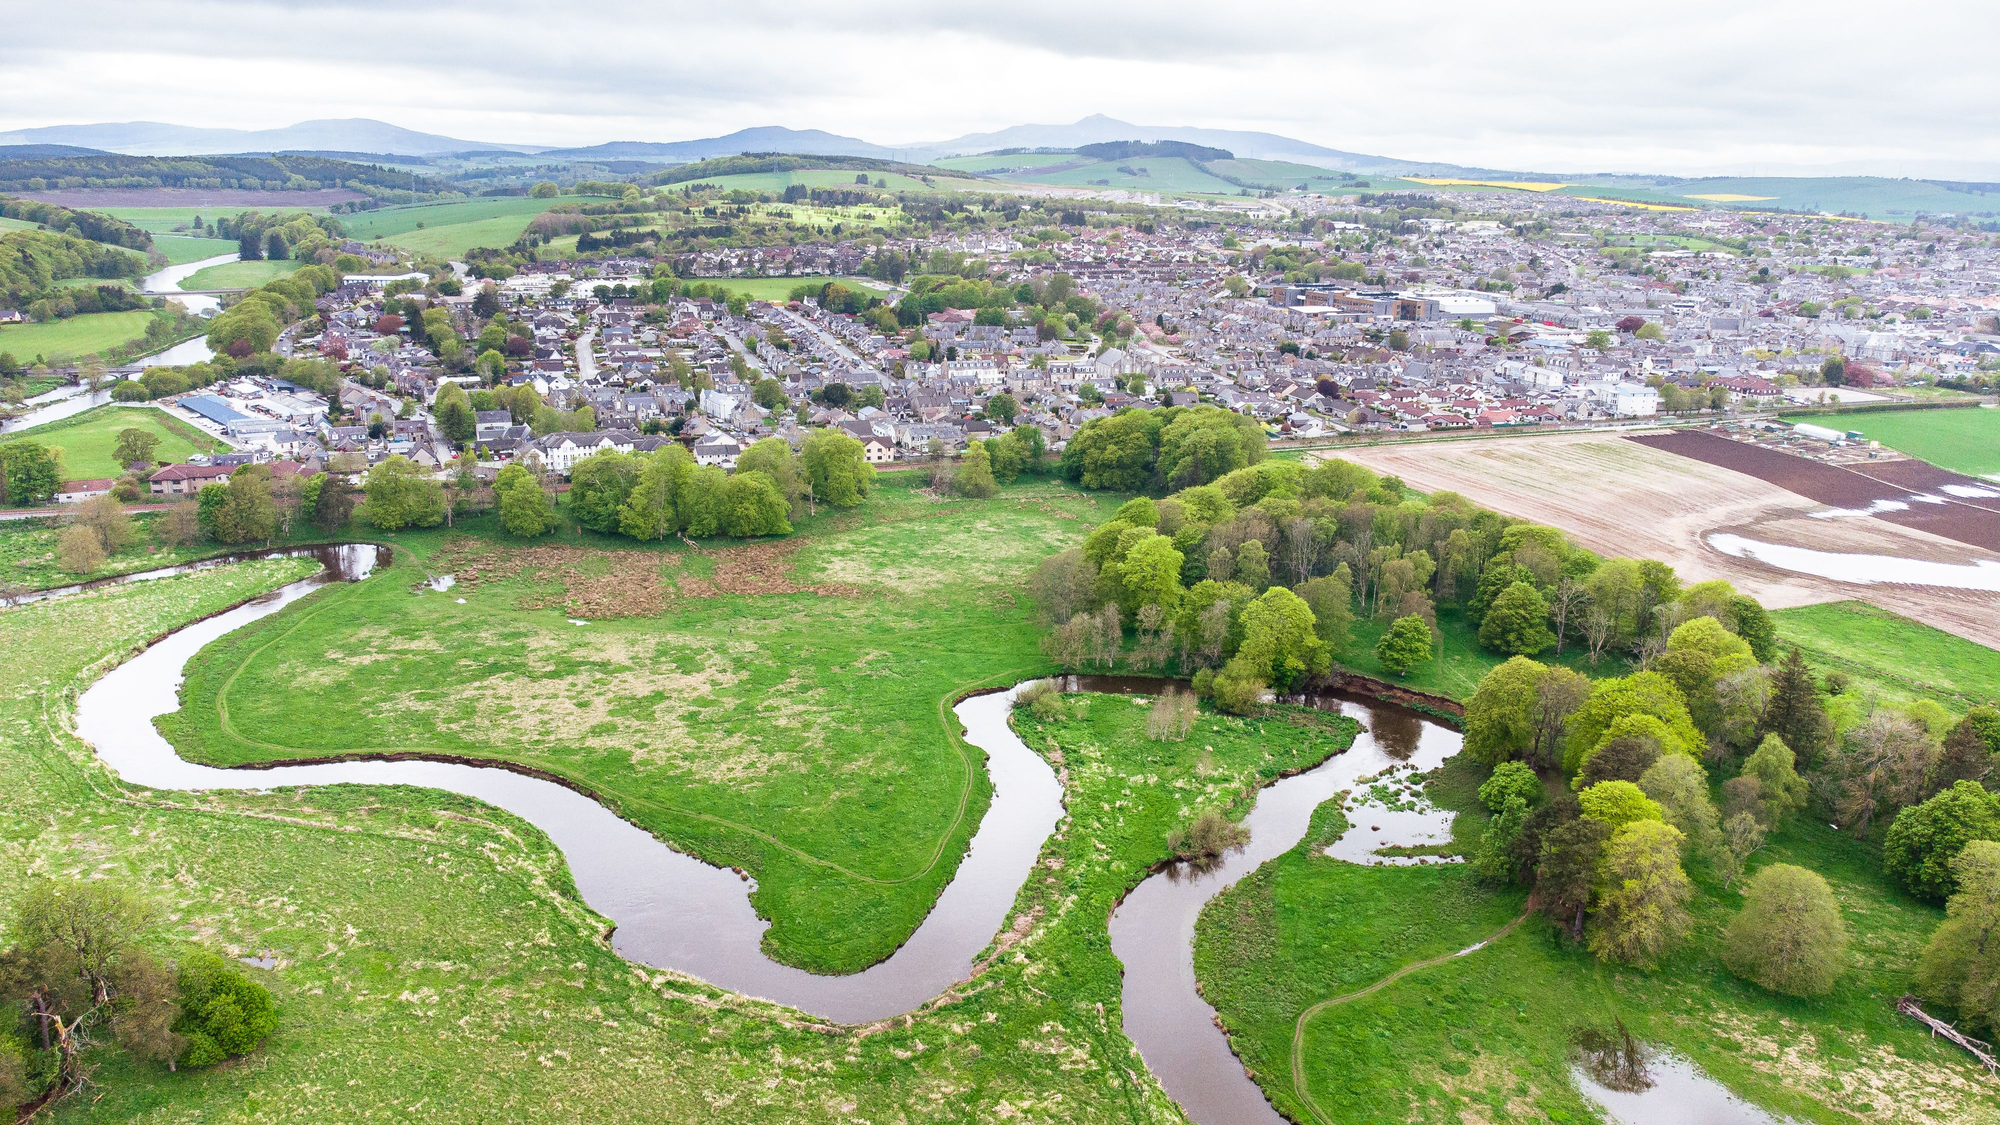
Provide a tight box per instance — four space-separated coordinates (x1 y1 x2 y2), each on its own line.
1281 517 1319 586
1089 604 1123 669
1821 711 1938 839
1196 598 1233 668
1582 601 1620 666
1547 575 1587 656
1030 548 1094 626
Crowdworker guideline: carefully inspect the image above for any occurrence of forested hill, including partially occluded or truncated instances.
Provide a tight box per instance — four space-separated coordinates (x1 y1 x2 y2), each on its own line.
0 152 451 195
650 153 970 186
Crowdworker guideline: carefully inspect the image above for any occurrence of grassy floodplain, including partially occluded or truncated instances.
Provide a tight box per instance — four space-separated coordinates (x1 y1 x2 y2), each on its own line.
0 511 225 590
0 309 161 363
699 275 894 303
179 258 302 290
149 234 240 265
1773 599 2000 713
1194 751 1990 1125
2 489 1382 1123
6 402 227 481
163 476 1111 973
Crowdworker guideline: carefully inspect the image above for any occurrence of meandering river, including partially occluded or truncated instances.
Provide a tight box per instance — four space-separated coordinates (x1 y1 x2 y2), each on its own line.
67 547 1466 1120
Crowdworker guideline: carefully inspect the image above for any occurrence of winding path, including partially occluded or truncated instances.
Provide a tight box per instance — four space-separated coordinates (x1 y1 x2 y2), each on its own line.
1288 908 1535 1125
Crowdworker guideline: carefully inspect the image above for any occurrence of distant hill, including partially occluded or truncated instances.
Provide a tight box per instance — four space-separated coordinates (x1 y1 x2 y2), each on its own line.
0 119 532 157
0 144 111 160
650 152 959 186
908 115 1410 172
539 127 902 163
0 152 452 195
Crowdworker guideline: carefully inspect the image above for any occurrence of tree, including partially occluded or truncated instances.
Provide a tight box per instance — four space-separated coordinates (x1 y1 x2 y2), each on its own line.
1639 753 1721 863
1588 820 1693 967
1464 656 1548 765
495 463 557 537
1740 734 1809 827
1579 780 1665 831
0 880 170 1099
57 523 105 574
1539 815 1610 939
1760 647 1831 765
1480 761 1543 813
306 473 355 533
1479 581 1554 655
799 430 873 510
1934 715 1997 793
1580 730 1663 787
1230 586 1328 691
1915 841 2000 1035
1155 407 1266 490
171 951 276 1067
1564 671 1702 775
0 440 63 506
1476 795 1533 882
1115 535 1186 617
736 438 807 518
719 471 792 536
1883 782 2000 903
1825 710 1938 840
1732 596 1778 662
434 382 475 446
1654 616 1756 735
111 428 160 468
985 392 1019 424
953 442 999 498
566 451 637 533
1030 548 1095 626
211 464 277 544
363 456 445 531
1721 865 1847 997
159 497 204 547
1295 573 1352 655
1375 614 1433 676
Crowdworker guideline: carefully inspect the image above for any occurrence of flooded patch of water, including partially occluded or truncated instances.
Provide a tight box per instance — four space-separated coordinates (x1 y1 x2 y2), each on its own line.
1709 532 2000 590
1571 1027 1797 1125
427 574 456 592
1324 761 1462 866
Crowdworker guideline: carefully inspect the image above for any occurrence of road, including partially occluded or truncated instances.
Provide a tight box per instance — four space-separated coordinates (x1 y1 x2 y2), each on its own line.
773 306 874 372
575 326 597 380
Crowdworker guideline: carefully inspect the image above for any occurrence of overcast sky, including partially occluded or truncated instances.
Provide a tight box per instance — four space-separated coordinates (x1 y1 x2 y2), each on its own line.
5 0 1996 177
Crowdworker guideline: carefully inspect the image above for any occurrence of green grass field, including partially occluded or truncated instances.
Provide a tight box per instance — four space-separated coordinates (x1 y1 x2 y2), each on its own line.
6 403 227 482
336 197 566 240
698 275 894 302
680 169 986 195
1773 600 2000 713
150 233 240 265
998 156 1244 195
180 258 303 290
0 215 40 233
1788 407 2000 478
160 476 1117 974
1194 751 1988 1124
0 309 160 363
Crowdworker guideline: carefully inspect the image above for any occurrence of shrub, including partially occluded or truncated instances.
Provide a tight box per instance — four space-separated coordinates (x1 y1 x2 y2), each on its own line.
1169 811 1249 869
1479 761 1542 813
173 951 278 1067
1375 614 1433 675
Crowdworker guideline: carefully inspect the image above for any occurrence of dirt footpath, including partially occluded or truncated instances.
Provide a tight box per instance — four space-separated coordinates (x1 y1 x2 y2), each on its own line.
1326 432 2000 649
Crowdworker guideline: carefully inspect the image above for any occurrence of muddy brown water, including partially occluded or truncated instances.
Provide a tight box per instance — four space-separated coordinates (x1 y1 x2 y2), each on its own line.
66 552 1468 1123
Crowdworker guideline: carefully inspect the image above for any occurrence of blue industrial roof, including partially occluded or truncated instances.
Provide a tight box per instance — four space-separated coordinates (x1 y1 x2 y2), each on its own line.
179 394 250 427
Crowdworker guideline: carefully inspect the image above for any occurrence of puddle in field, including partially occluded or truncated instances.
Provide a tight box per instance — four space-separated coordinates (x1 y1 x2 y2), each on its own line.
1709 533 2000 590
1325 761 1462 866
1571 1026 1797 1125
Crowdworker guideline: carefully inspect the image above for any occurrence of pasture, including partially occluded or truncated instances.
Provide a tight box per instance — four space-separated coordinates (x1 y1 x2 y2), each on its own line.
1802 406 2000 479
6 402 226 480
0 309 160 362
180 258 304 290
150 233 240 265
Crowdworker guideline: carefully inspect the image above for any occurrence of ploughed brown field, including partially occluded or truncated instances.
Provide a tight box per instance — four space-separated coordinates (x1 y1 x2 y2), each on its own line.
1630 429 2000 553
1326 431 2000 649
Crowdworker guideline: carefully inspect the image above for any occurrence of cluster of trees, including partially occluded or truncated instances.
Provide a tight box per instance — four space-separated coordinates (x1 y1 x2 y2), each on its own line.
0 881 276 1112
221 211 345 263
0 197 152 252
0 439 64 506
528 432 875 541
115 355 342 404
0 228 148 308
207 265 341 359
1058 405 1270 493
892 271 1097 339
1462 616 2000 1003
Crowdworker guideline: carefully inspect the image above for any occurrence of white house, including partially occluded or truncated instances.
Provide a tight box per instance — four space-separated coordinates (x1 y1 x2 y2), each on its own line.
861 436 895 464
691 432 743 468
535 431 637 476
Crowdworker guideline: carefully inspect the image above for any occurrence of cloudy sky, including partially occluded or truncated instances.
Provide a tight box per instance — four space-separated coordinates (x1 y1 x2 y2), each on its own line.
5 0 1996 177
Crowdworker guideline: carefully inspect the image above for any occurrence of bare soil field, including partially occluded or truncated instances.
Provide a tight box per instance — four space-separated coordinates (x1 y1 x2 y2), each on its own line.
19 187 367 208
1633 429 2000 551
1330 432 2000 649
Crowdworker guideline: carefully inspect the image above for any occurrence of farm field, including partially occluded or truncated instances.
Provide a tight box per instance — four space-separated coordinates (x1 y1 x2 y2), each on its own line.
1194 751 1986 1125
1 499 1376 1123
180 258 303 289
999 156 1242 194
1772 599 2000 713
1329 433 2000 650
6 402 227 480
93 202 334 233
161 476 1115 974
1791 406 2000 479
682 169 988 194
150 233 240 265
0 309 160 362
0 215 40 232
336 195 562 241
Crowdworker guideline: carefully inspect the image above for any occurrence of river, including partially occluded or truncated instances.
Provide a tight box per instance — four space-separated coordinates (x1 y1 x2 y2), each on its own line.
66 547 1471 1121
142 251 239 316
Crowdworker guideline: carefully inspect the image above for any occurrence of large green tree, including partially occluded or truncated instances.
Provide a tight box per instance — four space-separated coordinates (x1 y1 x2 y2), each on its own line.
1721 864 1848 997
1478 581 1554 655
1883 782 2000 903
1588 819 1692 967
363 456 445 531
801 430 874 508
0 440 62 506
495 462 556 537
1916 841 2000 1035
567 451 638 534
719 470 791 536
